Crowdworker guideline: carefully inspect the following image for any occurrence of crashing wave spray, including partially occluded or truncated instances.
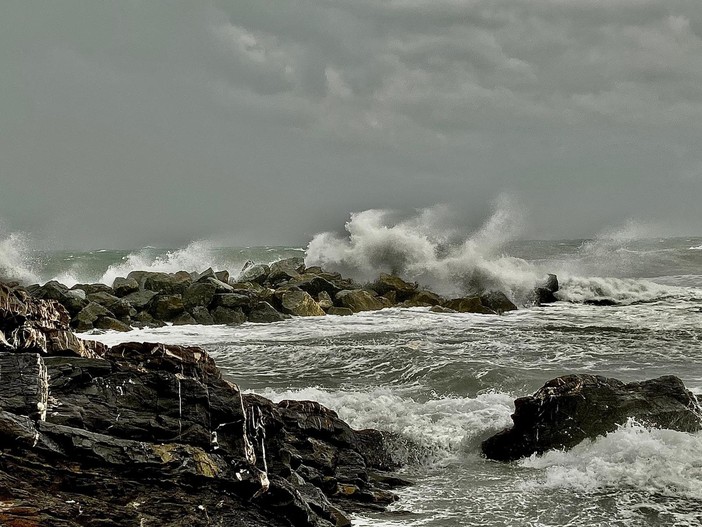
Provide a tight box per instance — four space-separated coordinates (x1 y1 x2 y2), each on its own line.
306 197 542 302
0 228 39 283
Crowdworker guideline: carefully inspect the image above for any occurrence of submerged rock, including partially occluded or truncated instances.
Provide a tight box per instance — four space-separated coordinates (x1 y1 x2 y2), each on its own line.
482 374 702 461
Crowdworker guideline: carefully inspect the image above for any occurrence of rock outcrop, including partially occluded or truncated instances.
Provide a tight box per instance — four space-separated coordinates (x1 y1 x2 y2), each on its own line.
482 374 702 461
0 281 406 526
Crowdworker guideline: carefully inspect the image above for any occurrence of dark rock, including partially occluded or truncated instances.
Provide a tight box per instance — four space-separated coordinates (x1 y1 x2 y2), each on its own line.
370 273 417 301
279 289 326 317
112 276 140 297
239 264 270 285
247 301 286 323
534 274 559 304
482 374 702 461
143 272 191 295
317 291 334 310
122 289 158 309
268 258 305 284
0 353 48 420
88 291 135 318
211 306 247 325
132 311 166 328
94 316 132 332
195 267 217 281
189 305 215 325
429 305 456 313
479 291 518 314
584 298 619 306
290 275 343 297
172 312 198 326
183 281 218 309
335 290 386 312
62 289 89 316
72 302 112 331
215 270 230 283
33 280 70 301
148 294 185 321
402 290 443 307
214 292 253 309
203 276 235 293
442 296 495 314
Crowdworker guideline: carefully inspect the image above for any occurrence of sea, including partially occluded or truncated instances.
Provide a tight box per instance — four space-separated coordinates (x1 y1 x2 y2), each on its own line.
2 217 702 526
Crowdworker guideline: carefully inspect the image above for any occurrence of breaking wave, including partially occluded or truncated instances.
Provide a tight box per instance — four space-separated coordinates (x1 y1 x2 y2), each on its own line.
0 228 39 283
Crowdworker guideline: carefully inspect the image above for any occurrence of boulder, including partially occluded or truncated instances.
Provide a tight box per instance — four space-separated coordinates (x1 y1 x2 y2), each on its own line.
122 289 158 310
87 291 135 318
402 290 443 307
94 316 131 332
72 283 115 296
211 306 246 325
189 306 215 325
148 294 185 321
61 289 89 316
479 291 518 313
183 281 218 309
33 280 69 301
143 272 191 295
172 312 198 326
278 289 326 317
335 290 386 312
238 264 270 285
247 302 286 323
317 291 334 310
442 297 496 314
72 302 112 331
267 258 304 284
214 292 252 309
327 307 354 316
289 275 342 297
482 374 702 461
534 274 559 304
370 273 417 301
112 277 139 297
203 277 235 294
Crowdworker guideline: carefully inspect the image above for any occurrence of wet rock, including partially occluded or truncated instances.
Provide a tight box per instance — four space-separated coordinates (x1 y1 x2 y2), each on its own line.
239 263 270 285
584 298 618 306
33 280 70 301
268 258 305 284
72 283 115 296
122 289 158 310
402 290 443 307
317 291 334 310
290 275 342 297
534 274 559 304
172 312 198 326
211 306 247 325
203 277 235 293
479 291 518 314
72 302 112 331
247 301 286 323
94 316 131 332
279 289 326 317
189 305 215 325
442 296 495 314
148 294 185 321
335 290 386 312
327 307 354 316
143 272 191 295
88 291 135 318
0 353 48 420
370 273 417 302
482 374 702 461
214 292 253 309
182 281 218 309
195 267 217 281
62 289 89 316
112 276 140 297
429 305 456 313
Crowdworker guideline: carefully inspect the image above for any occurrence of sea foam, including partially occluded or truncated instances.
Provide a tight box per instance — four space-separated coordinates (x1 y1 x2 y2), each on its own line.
0 229 39 283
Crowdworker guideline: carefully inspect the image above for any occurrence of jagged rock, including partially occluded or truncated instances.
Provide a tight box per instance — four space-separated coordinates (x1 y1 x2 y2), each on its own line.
112 277 139 297
479 291 518 313
211 306 247 325
214 292 253 309
72 302 112 331
482 374 702 461
148 294 185 321
327 307 354 316
279 289 326 317
268 258 304 284
370 273 417 301
195 267 217 281
239 264 270 284
183 281 218 309
62 288 89 316
290 275 342 297
132 311 166 328
216 270 230 283
335 290 386 312
442 296 496 314
88 291 135 318
247 301 286 323
0 353 48 420
33 280 70 301
189 305 215 325
203 277 235 293
172 312 198 326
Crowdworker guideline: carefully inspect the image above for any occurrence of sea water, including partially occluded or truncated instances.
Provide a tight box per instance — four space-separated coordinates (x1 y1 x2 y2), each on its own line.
2 216 702 526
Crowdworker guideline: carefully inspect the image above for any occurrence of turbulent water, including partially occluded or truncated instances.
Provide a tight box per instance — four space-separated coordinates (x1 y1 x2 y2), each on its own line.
2 216 702 526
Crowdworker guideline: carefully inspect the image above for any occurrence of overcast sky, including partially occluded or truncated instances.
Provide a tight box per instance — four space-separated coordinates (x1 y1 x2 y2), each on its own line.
1 0 701 249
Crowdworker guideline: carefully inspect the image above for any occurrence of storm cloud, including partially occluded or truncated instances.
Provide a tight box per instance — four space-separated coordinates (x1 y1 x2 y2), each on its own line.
1 0 700 248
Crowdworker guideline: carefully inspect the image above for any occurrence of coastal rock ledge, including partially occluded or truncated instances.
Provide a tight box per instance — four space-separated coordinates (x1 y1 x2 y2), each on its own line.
0 281 407 527
482 374 702 461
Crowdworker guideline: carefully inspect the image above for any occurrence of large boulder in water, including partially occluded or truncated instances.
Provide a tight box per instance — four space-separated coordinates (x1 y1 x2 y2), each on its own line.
335 289 387 312
147 294 185 321
369 273 417 302
479 291 517 313
534 274 559 304
482 374 702 461
182 281 218 309
112 277 139 297
278 289 325 317
442 296 496 314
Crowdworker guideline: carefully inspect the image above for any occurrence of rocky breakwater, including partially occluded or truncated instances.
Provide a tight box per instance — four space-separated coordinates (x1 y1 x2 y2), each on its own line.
482 374 702 461
0 281 408 527
21 258 560 331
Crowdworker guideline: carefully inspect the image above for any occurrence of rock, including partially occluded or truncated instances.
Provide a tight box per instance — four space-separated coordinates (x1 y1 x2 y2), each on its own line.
317 291 334 310
172 312 198 326
289 275 342 297
214 292 252 309
279 289 326 317
238 264 270 285
122 289 158 310
61 289 89 316
442 296 496 314
479 291 518 314
216 270 230 283
72 302 112 331
247 302 286 323
268 258 304 284
429 305 456 313
203 277 235 293
370 273 417 301
132 311 166 328
482 374 702 461
0 353 48 420
112 277 139 297
195 267 217 281
87 291 135 318
183 281 218 309
534 274 559 304
143 272 191 295
148 294 185 321
94 316 132 332
402 290 443 307
584 298 618 306
327 307 354 316
335 290 385 312
189 306 215 325
33 280 69 301
211 306 247 325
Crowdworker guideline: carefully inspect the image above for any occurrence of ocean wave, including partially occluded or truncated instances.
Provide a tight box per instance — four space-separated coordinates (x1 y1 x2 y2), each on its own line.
689 245 702 251
0 229 39 283
556 275 696 305
520 419 702 499
252 386 514 466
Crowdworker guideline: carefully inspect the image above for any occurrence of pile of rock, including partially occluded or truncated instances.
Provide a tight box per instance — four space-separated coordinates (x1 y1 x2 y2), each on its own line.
21 258 560 331
0 280 408 526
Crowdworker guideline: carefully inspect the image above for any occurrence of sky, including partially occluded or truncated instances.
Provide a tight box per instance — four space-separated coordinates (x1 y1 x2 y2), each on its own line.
1 0 701 249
